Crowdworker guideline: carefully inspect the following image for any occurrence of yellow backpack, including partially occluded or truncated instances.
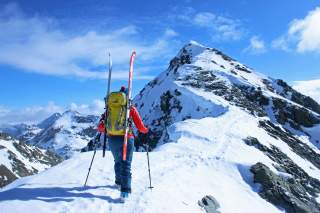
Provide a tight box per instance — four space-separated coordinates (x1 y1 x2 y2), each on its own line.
106 92 128 135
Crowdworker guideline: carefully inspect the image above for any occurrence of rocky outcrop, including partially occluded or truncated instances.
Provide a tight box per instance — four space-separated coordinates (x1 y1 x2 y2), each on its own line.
0 165 17 188
198 195 221 213
251 163 320 213
272 97 320 130
275 79 320 114
259 120 320 170
244 137 320 213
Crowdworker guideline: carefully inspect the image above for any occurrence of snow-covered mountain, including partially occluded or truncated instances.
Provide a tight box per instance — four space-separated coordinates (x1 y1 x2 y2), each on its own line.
0 123 42 142
0 41 320 213
28 110 99 158
293 79 320 104
0 133 62 188
1 111 99 159
134 41 320 150
0 113 62 142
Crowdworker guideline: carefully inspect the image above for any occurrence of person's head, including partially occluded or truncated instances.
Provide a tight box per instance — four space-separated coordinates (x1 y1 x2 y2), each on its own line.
120 86 128 95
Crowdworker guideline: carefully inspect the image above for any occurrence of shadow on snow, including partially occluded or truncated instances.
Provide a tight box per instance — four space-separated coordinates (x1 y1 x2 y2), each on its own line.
0 185 122 203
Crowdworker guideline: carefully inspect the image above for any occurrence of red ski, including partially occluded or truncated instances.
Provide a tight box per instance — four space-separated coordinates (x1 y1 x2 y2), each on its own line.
122 51 136 161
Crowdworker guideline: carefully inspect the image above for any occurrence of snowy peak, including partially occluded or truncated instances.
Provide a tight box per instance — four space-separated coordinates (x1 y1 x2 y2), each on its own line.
169 41 320 116
0 123 42 142
132 42 320 212
0 110 99 159
37 112 62 129
29 111 99 158
0 133 62 188
169 41 266 89
135 41 319 148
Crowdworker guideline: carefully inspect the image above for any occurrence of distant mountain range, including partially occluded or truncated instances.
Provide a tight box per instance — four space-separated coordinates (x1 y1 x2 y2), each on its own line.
0 111 99 159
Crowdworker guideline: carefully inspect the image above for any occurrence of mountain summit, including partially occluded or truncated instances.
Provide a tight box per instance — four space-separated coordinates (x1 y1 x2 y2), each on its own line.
134 41 320 148
1 42 320 213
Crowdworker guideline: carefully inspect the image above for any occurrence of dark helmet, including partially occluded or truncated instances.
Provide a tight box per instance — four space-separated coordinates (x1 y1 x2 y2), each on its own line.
120 86 128 95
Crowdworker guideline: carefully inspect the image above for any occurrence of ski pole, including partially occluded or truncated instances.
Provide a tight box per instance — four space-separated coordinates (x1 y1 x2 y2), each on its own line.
102 132 107 157
146 143 154 189
103 52 112 158
84 133 101 187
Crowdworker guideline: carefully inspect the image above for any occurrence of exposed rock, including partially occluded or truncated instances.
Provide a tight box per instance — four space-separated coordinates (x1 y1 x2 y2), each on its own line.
244 137 320 196
198 195 221 213
272 97 320 129
0 165 17 188
259 120 320 170
276 79 320 114
181 72 268 117
13 141 62 166
251 162 320 213
235 64 251 73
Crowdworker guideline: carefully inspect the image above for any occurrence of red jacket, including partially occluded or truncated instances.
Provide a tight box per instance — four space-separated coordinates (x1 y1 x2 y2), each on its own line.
98 106 148 138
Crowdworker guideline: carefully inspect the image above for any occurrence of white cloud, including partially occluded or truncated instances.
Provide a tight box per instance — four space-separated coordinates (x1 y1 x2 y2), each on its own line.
272 7 320 53
0 102 63 125
192 12 244 41
69 99 105 115
243 36 266 54
293 79 320 103
164 28 178 38
0 3 177 79
0 99 107 125
272 36 290 51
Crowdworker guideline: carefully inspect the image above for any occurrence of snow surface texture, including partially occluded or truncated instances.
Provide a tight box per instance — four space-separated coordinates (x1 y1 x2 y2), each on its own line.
1 107 317 212
1 41 320 212
0 110 283 213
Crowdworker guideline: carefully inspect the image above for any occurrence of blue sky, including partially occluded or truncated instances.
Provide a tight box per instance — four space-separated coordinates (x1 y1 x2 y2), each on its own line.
0 0 320 124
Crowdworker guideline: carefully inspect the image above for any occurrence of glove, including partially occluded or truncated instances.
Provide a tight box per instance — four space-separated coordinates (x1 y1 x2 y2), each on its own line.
97 121 105 133
140 132 149 144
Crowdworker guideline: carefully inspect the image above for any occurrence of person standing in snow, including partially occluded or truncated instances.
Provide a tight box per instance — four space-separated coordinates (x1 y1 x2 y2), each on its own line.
97 86 148 200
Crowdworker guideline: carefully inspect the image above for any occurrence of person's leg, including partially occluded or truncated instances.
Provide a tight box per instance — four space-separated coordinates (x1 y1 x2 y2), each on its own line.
120 137 134 193
108 136 122 185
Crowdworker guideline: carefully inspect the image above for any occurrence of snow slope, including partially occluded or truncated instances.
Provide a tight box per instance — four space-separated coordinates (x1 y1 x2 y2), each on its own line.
0 108 286 213
1 106 320 212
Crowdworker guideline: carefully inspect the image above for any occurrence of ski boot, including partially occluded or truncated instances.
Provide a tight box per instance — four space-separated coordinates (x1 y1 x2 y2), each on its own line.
120 191 129 203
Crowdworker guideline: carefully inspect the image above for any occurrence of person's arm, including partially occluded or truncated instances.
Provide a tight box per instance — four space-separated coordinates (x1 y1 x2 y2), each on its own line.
130 106 148 134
